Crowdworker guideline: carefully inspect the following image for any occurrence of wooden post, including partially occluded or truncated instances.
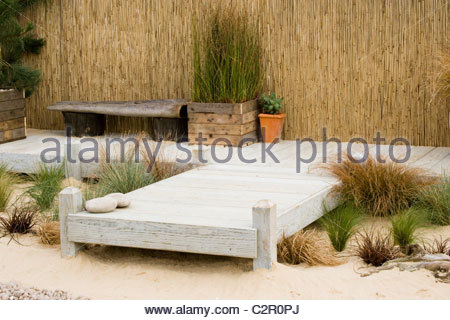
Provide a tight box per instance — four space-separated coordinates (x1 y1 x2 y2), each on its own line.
59 187 83 257
252 200 277 271
64 140 82 180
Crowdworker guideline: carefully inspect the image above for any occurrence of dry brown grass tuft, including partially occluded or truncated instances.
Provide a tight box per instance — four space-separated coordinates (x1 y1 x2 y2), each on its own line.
421 237 450 256
326 156 436 217
277 229 339 266
150 160 191 182
38 221 60 245
139 136 193 182
355 228 401 266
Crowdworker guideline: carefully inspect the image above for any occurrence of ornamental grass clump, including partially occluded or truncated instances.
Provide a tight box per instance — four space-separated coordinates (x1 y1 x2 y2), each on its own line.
27 163 65 211
326 156 436 217
415 178 450 226
0 205 37 241
38 221 60 245
421 237 450 255
355 228 400 267
277 229 338 266
138 135 193 182
193 8 262 103
391 209 426 251
0 163 19 211
319 204 362 252
96 152 154 196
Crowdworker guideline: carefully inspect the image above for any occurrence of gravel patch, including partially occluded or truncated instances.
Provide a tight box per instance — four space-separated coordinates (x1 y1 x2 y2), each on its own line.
0 282 89 300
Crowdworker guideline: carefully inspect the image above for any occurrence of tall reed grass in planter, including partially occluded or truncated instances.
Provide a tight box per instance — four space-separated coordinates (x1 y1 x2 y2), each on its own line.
193 9 262 103
188 8 262 146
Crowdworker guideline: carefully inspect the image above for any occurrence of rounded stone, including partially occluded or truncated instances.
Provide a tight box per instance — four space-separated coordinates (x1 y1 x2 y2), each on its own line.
85 197 118 213
105 193 130 208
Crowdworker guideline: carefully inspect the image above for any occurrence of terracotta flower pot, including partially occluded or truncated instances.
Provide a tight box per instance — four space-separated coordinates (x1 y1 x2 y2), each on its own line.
258 113 286 143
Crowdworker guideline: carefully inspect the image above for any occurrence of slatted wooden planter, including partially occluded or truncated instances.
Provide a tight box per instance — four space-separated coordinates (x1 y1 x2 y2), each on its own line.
187 100 259 147
0 90 26 144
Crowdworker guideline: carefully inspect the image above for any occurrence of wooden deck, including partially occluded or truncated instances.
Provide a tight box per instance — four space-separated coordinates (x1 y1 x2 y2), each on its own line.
1 129 448 270
1 129 448 176
66 165 337 258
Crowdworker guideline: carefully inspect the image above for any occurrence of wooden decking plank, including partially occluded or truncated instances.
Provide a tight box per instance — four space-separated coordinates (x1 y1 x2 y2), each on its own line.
277 186 336 240
155 174 330 195
180 169 334 186
146 176 319 198
130 189 300 212
410 147 449 170
249 141 302 167
368 145 434 163
68 215 257 258
75 204 252 228
212 144 261 165
194 167 337 182
145 183 309 205
131 185 304 213
429 153 450 176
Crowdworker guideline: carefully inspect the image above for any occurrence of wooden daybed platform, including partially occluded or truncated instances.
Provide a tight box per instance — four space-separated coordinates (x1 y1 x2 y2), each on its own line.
43 137 446 270
59 163 338 270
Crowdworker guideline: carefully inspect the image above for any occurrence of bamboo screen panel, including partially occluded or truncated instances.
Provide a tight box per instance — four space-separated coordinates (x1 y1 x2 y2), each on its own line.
23 0 449 146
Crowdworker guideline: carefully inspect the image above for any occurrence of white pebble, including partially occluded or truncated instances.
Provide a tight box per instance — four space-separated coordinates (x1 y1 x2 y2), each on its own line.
85 197 118 213
105 193 131 208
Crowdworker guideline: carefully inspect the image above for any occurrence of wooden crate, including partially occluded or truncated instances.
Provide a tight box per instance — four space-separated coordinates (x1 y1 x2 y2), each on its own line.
187 100 259 147
0 90 26 144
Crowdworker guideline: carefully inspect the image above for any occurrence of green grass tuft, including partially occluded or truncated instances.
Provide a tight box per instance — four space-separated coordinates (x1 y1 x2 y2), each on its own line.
27 163 65 211
320 203 363 252
414 178 450 226
96 154 154 196
193 7 262 103
391 209 426 250
0 163 20 211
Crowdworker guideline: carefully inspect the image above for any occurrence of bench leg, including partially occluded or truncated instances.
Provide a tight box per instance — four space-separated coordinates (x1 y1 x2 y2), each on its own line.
62 112 106 137
252 200 277 271
151 117 188 141
59 187 84 257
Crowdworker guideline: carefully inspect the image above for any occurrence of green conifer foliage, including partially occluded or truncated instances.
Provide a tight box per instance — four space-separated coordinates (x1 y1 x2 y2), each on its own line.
0 0 46 96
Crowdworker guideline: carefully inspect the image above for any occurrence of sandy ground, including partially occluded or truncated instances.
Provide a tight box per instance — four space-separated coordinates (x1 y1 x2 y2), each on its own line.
1 224 449 300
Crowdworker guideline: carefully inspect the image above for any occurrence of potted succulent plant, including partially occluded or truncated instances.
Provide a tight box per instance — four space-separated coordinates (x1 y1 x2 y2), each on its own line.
258 93 286 143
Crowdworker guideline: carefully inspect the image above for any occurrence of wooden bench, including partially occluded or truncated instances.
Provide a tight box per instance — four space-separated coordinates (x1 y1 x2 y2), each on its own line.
48 99 188 138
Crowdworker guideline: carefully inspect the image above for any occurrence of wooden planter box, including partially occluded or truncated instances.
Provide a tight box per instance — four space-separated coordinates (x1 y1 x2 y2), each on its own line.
187 100 259 147
0 89 26 144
